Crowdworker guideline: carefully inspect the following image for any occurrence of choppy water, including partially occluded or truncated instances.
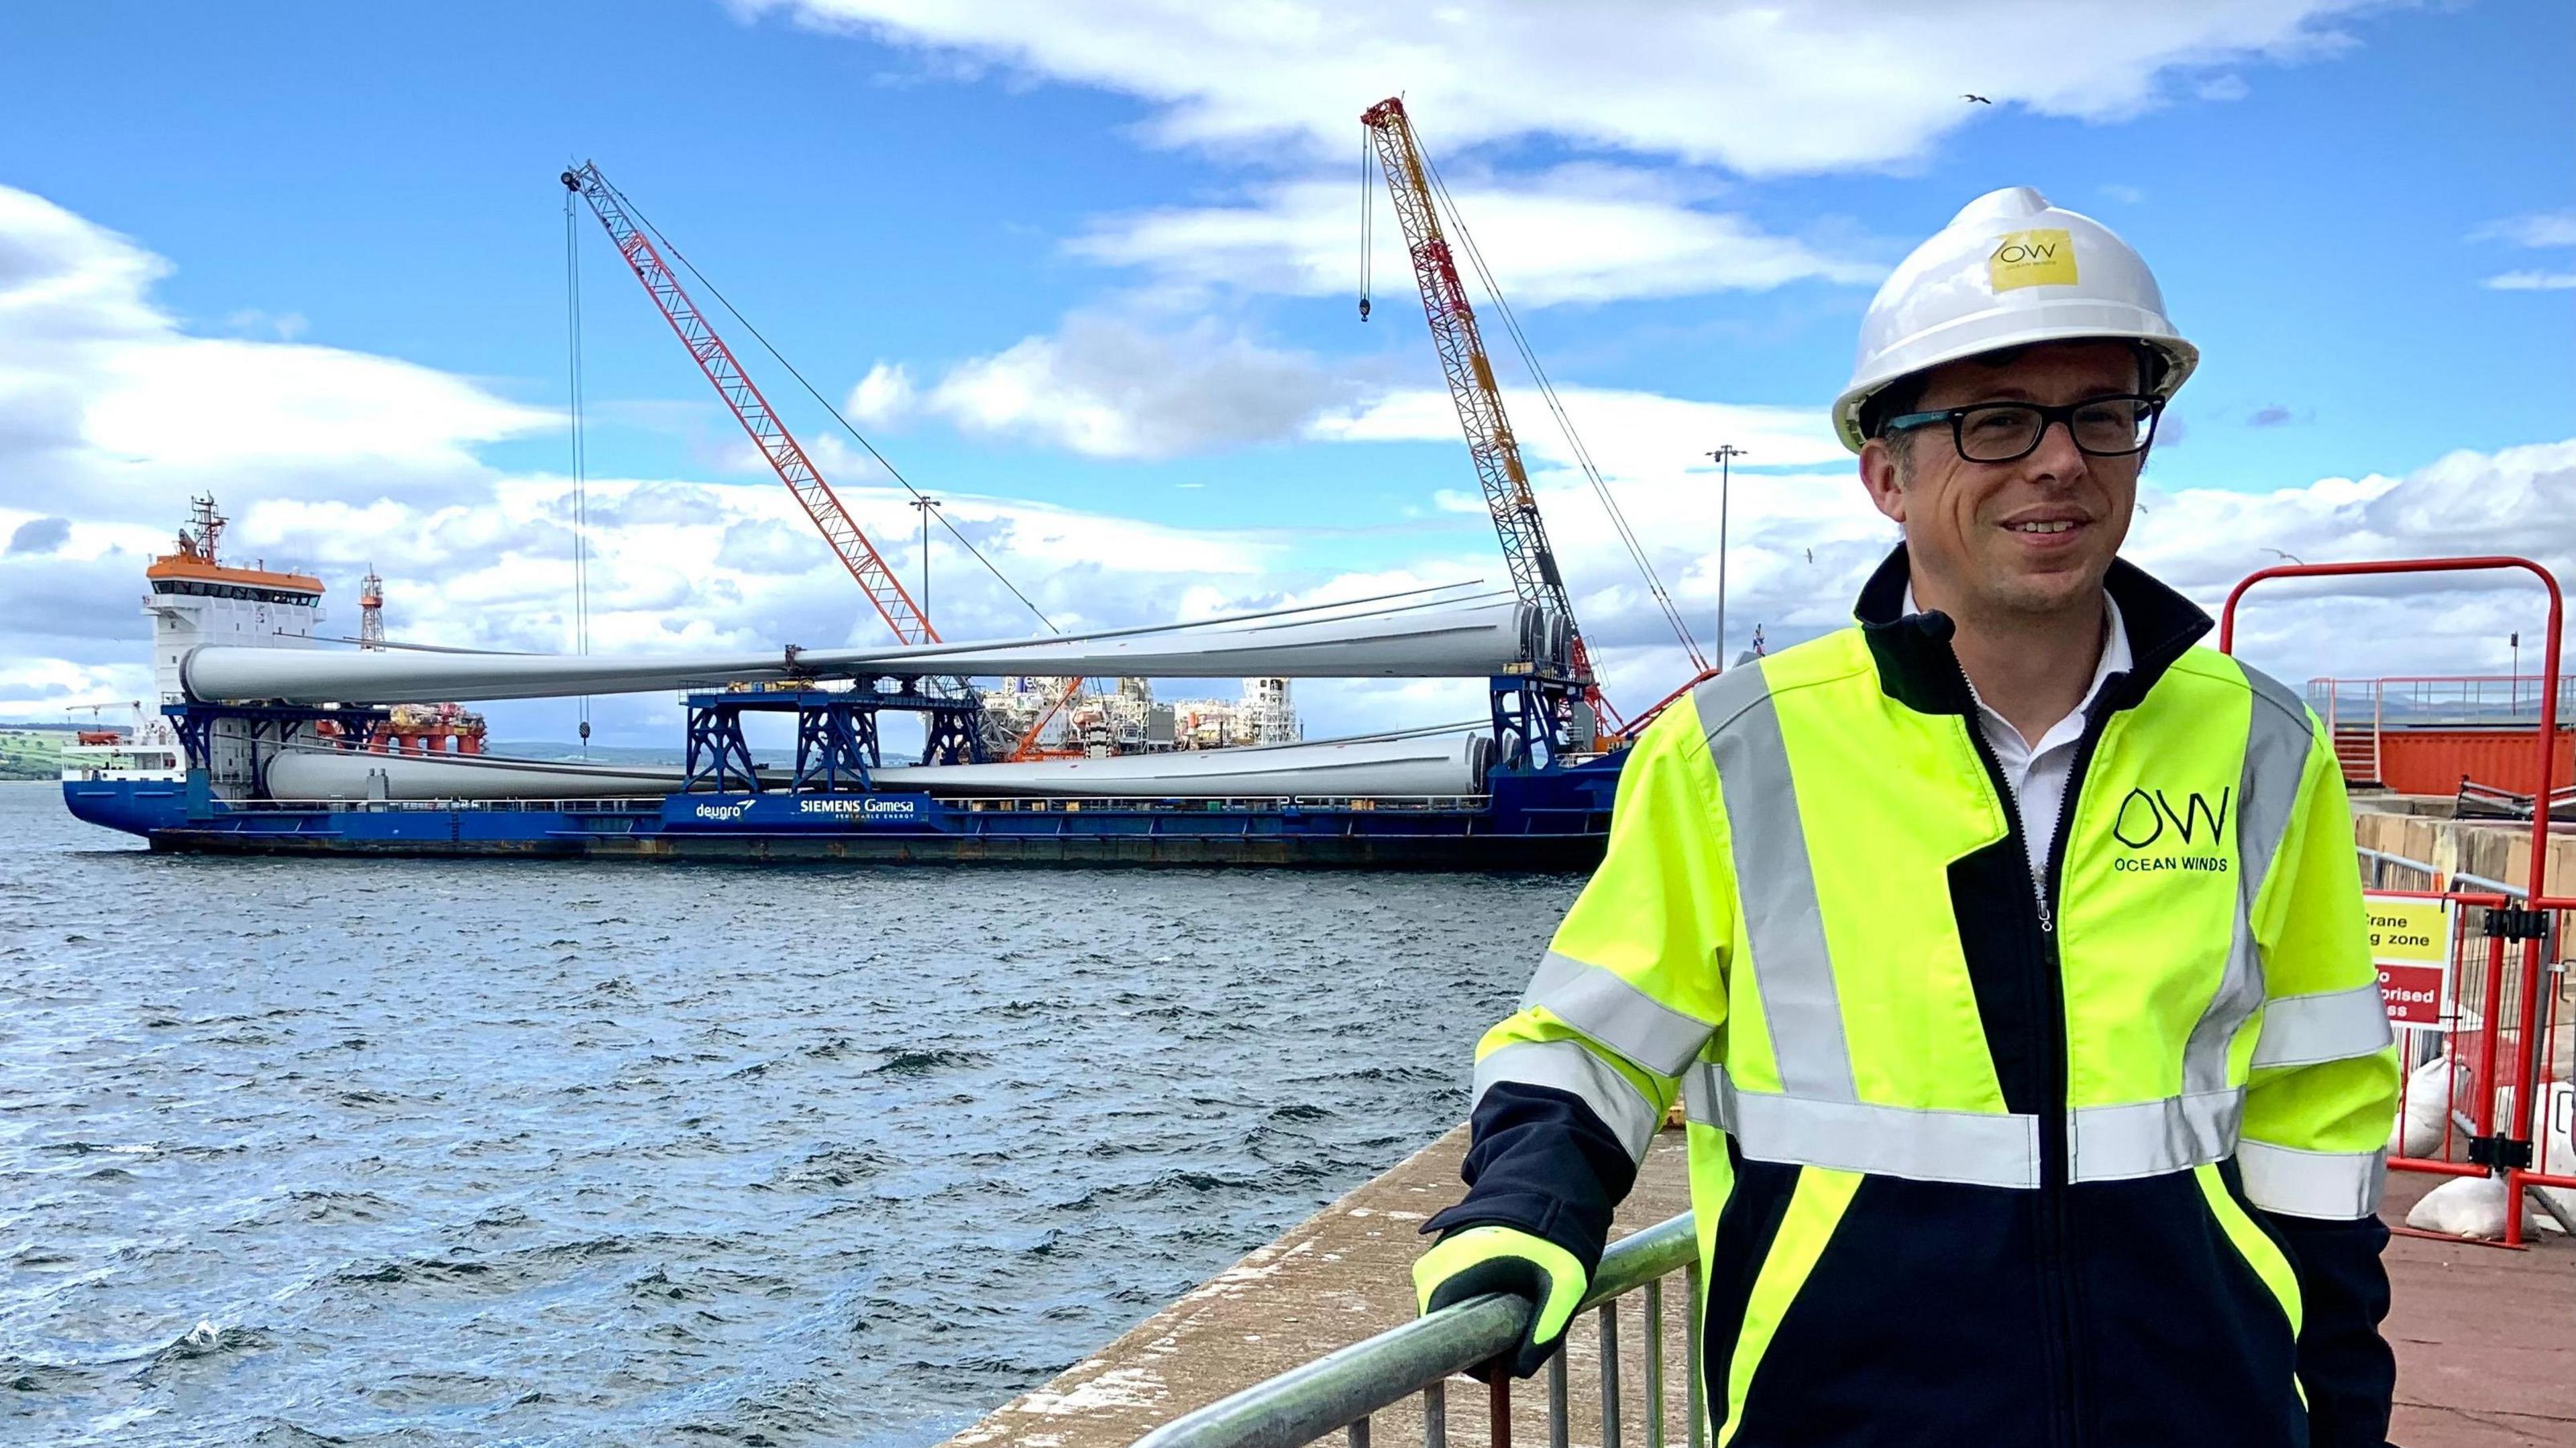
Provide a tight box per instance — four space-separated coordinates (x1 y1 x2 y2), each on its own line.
0 783 1579 1446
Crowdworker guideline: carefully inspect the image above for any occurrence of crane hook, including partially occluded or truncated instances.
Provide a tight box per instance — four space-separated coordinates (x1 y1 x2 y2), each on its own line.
1358 296 1371 322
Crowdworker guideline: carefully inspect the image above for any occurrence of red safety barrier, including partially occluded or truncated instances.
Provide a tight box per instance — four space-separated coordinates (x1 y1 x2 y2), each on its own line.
2226 557 2573 1246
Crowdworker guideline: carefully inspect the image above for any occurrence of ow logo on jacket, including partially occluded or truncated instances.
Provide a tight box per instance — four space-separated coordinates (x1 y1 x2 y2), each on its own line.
1422 551 2399 1448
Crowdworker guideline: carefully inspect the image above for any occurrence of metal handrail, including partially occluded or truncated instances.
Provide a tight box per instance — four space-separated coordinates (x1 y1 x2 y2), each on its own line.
222 796 667 814
1134 1212 1698 1448
2304 673 2576 729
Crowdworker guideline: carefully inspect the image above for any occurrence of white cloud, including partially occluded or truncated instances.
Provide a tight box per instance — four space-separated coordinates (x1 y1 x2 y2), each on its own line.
2196 74 2251 101
1076 167 1878 307
1311 386 1849 473
2098 183 2147 205
83 336 550 471
0 184 553 528
2127 440 2576 681
897 314 1356 459
2473 209 2576 249
750 0 2376 174
2483 270 2576 292
223 308 309 341
2471 209 2576 292
847 360 915 425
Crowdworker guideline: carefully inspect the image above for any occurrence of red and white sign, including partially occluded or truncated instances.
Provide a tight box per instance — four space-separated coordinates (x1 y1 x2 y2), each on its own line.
2375 962 2445 1028
2362 893 2456 1032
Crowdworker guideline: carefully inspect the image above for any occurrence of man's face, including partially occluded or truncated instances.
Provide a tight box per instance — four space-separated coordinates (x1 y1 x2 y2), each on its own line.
1858 341 2145 619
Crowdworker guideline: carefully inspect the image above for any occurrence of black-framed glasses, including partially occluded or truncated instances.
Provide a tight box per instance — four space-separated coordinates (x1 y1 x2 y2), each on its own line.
1882 393 2163 463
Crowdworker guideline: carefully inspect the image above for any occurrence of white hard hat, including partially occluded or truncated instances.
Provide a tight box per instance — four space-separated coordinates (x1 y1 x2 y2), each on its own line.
1831 186 2197 453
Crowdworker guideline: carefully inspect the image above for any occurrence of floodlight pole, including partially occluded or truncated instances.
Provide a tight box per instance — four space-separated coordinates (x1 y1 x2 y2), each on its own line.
1707 446 1748 669
911 496 943 631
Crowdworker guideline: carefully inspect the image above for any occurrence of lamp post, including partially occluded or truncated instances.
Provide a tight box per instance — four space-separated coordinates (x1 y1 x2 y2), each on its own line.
1707 445 1748 669
910 496 943 630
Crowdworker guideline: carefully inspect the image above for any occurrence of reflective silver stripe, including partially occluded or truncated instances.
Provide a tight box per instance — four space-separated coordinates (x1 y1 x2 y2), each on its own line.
1475 1040 1662 1163
1694 665 1853 1101
2181 667 2314 1097
2237 1139 2387 1220
2251 983 2396 1068
1682 1064 2041 1189
2068 1090 2244 1182
1521 950 1715 1078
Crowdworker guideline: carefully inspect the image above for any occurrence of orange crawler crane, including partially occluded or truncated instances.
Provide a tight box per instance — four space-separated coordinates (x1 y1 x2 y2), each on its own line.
1362 98 1715 740
1361 97 1615 732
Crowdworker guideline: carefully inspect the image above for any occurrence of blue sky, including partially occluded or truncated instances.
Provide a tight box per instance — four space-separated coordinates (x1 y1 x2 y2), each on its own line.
1 0 2569 743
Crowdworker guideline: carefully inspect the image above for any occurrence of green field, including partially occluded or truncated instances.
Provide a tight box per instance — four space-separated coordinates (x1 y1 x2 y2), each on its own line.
0 730 68 781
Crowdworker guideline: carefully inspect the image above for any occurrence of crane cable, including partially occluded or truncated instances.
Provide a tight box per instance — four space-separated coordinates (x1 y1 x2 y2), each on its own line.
596 176 1063 638
1358 127 1374 321
563 185 593 755
1403 131 1710 673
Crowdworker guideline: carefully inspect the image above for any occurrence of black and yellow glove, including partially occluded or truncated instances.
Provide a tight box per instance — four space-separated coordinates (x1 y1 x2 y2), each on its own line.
1411 1225 1589 1378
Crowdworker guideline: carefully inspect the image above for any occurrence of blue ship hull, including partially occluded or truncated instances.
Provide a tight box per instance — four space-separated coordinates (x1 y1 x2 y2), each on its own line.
62 760 1623 870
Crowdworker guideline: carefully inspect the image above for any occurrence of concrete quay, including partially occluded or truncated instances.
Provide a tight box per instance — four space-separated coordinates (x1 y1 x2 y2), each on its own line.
943 1125 2573 1448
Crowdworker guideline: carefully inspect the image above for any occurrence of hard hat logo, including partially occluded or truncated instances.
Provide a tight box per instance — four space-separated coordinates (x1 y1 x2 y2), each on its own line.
1988 229 2078 291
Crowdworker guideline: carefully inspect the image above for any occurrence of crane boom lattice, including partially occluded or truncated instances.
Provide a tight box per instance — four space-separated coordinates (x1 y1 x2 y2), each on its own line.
561 163 936 647
1360 100 1613 726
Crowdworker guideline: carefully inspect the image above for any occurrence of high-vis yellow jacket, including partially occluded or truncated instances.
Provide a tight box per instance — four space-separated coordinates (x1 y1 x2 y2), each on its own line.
1422 549 2400 1448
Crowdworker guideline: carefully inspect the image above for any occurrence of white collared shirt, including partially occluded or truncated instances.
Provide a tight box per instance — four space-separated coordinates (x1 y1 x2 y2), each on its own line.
1907 588 2131 880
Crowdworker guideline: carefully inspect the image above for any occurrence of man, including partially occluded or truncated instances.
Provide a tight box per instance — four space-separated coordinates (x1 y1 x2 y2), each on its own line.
1411 188 2400 1447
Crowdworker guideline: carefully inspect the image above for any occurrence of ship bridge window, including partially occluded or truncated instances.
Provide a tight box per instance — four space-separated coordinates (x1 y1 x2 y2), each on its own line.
152 579 319 606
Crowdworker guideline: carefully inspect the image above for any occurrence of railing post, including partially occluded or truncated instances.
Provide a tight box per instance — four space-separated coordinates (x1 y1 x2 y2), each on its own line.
1644 1280 1666 1448
1599 1301 1621 1448
1684 1260 1706 1448
1491 1372 1512 1448
2372 679 2384 784
1547 1349 1568 1448
1423 1380 1446 1448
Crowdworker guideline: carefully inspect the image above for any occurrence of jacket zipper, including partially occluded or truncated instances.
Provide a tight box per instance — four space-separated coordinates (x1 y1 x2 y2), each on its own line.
1951 655 2112 1448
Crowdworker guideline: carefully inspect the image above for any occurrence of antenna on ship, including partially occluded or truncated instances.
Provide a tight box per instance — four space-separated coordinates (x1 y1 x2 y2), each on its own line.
182 494 226 563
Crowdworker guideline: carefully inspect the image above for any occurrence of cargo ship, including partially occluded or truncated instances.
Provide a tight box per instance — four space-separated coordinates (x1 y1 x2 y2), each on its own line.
62 499 1629 867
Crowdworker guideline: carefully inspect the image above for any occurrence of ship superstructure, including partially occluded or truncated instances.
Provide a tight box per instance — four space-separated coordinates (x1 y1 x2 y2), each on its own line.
145 496 326 699
121 497 326 799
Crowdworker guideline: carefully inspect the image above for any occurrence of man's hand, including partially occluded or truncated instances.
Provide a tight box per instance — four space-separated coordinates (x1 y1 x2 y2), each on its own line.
1410 1225 1589 1378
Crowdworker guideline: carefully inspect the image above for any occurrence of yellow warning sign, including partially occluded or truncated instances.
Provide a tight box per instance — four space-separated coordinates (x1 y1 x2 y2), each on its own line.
1989 228 2078 290
2362 895 2451 963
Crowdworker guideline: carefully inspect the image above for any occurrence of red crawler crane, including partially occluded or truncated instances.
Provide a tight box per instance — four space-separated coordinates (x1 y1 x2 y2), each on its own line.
561 163 936 647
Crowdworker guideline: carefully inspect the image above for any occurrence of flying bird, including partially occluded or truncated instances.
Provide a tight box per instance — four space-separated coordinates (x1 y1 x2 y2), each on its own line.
1964 93 1992 105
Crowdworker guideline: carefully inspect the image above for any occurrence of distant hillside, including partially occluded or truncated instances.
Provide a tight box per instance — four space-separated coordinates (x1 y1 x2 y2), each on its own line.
0 730 66 781
486 740 684 765
484 741 794 767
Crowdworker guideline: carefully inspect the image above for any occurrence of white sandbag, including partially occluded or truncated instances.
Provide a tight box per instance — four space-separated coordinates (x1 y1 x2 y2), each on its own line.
2477 1082 2573 1234
2387 1054 2453 1158
2533 1080 2576 1233
2405 1173 2543 1240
